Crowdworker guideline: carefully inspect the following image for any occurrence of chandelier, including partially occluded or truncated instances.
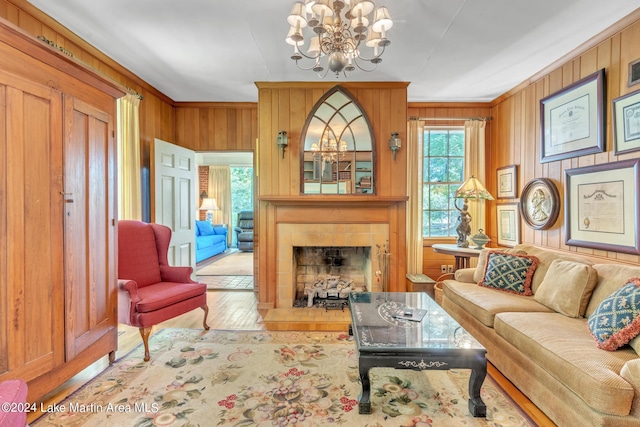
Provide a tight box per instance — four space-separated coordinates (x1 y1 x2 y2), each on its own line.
286 0 393 77
311 132 348 162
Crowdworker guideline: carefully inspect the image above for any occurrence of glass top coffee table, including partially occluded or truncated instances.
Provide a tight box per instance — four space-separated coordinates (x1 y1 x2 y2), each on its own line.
348 292 487 416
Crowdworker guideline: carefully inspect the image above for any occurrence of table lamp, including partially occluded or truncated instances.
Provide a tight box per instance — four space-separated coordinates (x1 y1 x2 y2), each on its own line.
454 176 494 248
199 197 219 223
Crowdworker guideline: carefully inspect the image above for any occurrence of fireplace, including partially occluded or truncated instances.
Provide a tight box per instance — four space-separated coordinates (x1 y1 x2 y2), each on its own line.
293 246 370 307
275 223 389 308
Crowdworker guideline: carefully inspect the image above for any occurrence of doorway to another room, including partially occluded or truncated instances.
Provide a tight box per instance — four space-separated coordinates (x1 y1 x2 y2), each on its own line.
195 151 254 291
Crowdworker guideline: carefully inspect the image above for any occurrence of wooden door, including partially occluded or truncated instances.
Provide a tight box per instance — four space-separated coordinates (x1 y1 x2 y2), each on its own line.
152 138 197 272
63 95 117 360
0 72 65 380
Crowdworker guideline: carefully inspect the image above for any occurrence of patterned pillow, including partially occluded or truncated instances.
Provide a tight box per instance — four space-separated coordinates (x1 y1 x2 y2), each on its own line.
588 278 640 351
479 252 539 296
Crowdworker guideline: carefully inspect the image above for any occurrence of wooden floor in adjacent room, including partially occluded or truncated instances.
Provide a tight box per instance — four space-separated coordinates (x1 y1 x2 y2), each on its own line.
29 290 556 426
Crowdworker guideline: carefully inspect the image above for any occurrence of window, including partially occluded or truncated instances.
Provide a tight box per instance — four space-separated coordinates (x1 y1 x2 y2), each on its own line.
422 129 465 237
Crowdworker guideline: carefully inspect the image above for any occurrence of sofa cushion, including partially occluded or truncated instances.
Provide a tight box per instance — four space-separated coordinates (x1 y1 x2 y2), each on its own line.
534 259 599 318
588 278 640 351
196 220 215 236
443 280 553 327
495 311 636 416
196 234 225 250
473 248 527 283
136 281 207 313
479 252 539 296
515 244 593 294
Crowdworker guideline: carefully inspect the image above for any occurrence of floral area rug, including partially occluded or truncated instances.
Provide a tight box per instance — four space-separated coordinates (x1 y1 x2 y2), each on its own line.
33 329 534 427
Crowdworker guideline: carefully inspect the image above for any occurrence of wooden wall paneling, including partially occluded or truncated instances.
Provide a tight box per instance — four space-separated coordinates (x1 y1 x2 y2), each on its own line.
390 88 408 197
278 89 291 195
489 13 640 264
289 89 305 194
0 85 6 376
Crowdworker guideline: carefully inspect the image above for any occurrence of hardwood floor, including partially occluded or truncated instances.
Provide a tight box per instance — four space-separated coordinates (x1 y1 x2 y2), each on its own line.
28 290 556 426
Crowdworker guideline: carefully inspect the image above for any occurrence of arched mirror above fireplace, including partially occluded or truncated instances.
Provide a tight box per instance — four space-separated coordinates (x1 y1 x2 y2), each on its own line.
300 86 375 195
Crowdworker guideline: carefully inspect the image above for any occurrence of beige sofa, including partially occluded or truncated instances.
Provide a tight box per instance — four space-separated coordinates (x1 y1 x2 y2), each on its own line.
441 243 640 427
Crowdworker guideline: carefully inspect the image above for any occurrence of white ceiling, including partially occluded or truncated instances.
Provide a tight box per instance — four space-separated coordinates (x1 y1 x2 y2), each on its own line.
28 0 640 103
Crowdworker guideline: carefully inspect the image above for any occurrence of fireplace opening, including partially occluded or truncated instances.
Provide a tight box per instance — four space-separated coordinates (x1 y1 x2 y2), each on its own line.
293 246 370 308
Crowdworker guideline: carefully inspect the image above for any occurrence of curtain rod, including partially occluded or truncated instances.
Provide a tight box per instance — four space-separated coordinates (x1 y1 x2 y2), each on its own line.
409 116 492 121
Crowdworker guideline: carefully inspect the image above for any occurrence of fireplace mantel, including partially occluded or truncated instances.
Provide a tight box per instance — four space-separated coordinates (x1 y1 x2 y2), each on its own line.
259 195 407 208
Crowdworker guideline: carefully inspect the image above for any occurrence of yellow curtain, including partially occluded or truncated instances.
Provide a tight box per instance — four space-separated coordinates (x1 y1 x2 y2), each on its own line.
406 120 424 275
117 94 141 220
464 120 488 235
208 166 232 244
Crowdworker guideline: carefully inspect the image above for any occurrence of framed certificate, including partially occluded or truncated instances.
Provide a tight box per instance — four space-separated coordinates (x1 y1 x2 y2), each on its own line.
613 89 640 154
565 159 640 255
540 69 605 163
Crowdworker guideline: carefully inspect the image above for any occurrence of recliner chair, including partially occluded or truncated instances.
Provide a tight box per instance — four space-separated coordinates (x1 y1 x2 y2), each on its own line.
234 211 254 251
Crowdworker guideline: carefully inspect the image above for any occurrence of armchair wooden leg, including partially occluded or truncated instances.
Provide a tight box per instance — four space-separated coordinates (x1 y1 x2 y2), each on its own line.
201 304 210 330
139 327 152 362
108 350 116 364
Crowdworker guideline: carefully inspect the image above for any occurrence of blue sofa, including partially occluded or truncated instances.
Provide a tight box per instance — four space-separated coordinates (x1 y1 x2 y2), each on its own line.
195 220 228 263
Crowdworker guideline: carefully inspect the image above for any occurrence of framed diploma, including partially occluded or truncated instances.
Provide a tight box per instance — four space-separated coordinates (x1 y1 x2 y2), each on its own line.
520 178 560 230
613 89 640 155
496 165 518 199
496 203 520 247
565 159 640 255
540 68 605 163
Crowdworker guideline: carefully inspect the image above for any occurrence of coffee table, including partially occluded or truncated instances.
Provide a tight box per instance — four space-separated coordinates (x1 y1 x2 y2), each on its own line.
348 292 487 416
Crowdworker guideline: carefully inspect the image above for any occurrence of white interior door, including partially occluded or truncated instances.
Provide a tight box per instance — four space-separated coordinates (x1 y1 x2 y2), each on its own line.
153 138 196 273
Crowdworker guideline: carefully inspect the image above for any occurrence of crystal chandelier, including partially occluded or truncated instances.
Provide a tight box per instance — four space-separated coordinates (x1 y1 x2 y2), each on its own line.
286 0 393 77
311 133 348 162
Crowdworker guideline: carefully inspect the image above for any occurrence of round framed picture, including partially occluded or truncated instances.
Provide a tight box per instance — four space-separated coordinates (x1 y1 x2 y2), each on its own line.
520 178 560 230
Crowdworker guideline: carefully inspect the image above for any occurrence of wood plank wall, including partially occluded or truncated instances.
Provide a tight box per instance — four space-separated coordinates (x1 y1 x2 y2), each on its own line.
255 82 409 308
1 0 175 220
406 103 492 280
488 9 640 266
1 1 257 221
174 102 257 152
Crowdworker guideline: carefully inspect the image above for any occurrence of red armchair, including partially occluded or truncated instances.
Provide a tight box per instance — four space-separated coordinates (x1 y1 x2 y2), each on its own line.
118 220 209 361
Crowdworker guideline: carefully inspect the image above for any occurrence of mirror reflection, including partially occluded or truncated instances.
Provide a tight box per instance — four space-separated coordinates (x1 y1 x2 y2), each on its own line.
301 86 374 194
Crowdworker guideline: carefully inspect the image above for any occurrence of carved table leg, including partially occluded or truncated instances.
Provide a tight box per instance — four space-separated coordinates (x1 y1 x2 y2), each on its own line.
468 366 487 417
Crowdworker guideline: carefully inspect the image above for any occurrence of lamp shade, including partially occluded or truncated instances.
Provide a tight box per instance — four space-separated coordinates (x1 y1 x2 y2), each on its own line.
454 176 494 200
199 198 219 211
372 6 393 33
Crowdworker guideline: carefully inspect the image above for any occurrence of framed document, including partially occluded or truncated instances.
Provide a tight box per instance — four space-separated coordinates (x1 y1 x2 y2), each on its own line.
496 165 517 199
520 178 560 230
613 89 640 154
565 159 640 255
496 203 520 247
540 69 605 163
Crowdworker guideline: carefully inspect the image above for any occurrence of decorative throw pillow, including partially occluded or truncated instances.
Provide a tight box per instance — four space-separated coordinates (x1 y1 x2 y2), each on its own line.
196 220 215 236
534 259 598 318
473 248 527 283
478 252 539 296
588 278 640 351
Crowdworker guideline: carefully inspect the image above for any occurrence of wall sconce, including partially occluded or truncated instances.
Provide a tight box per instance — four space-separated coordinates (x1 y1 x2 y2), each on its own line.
389 132 401 160
277 131 288 159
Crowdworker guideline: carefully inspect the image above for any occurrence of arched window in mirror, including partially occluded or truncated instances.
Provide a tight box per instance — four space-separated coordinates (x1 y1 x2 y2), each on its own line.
300 86 375 194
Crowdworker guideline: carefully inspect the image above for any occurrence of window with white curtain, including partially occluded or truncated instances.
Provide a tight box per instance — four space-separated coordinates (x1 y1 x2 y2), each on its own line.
422 128 465 237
